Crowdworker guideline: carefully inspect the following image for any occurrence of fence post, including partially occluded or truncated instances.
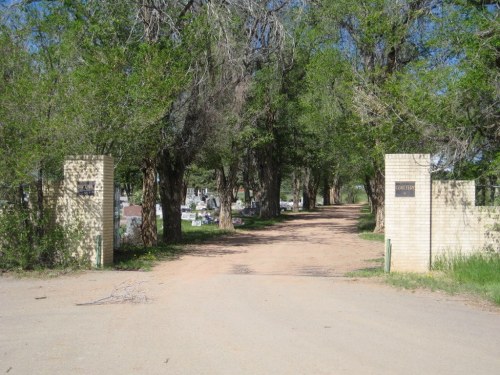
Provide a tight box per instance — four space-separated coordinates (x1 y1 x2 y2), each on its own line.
385 239 392 273
95 234 102 268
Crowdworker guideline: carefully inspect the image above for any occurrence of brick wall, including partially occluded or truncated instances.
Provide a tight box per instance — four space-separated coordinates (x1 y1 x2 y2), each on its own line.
56 155 114 267
385 154 499 272
432 181 499 259
385 154 431 272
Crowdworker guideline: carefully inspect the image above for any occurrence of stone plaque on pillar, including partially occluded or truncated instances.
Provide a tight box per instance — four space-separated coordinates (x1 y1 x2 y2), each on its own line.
395 181 415 197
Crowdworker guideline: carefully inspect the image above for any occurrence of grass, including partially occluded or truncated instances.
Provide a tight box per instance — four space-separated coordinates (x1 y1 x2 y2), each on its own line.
357 205 375 231
348 252 500 306
359 232 385 242
432 252 500 305
345 257 385 277
181 221 231 243
351 210 499 306
357 205 384 242
235 213 295 230
3 267 86 279
114 244 182 271
385 272 460 295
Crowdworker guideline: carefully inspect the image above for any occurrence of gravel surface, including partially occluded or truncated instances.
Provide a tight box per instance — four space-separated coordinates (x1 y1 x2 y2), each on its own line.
1 205 499 374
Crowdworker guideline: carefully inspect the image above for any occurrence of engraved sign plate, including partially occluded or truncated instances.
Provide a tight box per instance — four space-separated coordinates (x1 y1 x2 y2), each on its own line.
395 181 415 197
77 181 96 196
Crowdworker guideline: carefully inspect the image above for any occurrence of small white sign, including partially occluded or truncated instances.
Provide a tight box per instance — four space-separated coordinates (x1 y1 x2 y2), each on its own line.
191 220 202 227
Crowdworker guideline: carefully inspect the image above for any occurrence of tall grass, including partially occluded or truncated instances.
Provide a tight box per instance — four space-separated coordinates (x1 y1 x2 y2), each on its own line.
350 250 500 306
433 252 500 304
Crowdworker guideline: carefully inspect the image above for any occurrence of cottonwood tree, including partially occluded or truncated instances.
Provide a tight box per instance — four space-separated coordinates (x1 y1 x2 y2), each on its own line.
0 2 81 238
306 0 437 232
426 0 499 200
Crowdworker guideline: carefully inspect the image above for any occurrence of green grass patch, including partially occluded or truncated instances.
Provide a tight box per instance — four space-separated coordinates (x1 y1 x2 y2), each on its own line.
235 213 294 230
359 232 385 242
113 244 183 271
384 252 500 306
433 252 500 305
357 205 375 231
386 272 461 294
181 221 232 243
345 267 384 278
346 252 500 306
356 205 384 242
345 257 384 277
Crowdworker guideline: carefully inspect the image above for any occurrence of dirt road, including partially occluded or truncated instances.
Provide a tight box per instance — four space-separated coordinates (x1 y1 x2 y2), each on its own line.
1 205 499 374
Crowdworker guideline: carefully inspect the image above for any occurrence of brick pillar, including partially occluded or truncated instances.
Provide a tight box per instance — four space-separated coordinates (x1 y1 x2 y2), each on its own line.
385 154 431 272
61 156 114 267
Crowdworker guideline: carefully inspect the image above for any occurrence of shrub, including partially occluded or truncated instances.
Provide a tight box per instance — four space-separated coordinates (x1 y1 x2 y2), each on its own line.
0 208 88 270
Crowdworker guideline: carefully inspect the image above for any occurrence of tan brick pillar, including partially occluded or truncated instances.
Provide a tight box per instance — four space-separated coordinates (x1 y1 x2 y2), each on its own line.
385 154 431 272
61 156 114 267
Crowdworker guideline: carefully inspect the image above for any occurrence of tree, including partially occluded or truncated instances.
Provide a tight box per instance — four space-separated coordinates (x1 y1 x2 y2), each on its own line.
305 0 439 231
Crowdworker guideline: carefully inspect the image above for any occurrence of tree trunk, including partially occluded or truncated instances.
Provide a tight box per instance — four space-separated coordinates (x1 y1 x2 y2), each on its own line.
242 149 253 207
257 145 281 219
259 164 281 218
216 164 238 231
292 170 301 212
489 176 497 205
309 173 319 209
18 184 33 250
365 169 385 233
158 152 184 244
332 175 341 205
479 177 487 205
140 157 157 247
181 179 188 205
124 182 133 203
323 175 331 206
302 168 311 210
34 167 44 240
303 168 319 210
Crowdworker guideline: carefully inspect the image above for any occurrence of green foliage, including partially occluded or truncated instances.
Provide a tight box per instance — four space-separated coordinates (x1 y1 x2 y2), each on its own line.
181 221 232 244
0 209 87 270
114 245 181 271
385 253 500 306
1 1 498 258
234 213 297 230
346 266 385 278
357 205 376 232
359 232 385 242
434 252 500 286
357 205 384 241
184 165 217 193
386 273 461 294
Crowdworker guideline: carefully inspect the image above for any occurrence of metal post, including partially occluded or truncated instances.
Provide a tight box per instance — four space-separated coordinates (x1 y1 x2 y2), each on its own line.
95 234 102 268
385 239 392 273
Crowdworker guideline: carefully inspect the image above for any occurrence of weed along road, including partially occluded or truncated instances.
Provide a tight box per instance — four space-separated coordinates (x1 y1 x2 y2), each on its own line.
1 205 499 374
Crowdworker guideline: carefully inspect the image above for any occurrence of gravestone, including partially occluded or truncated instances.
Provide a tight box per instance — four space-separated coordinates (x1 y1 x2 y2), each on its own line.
124 217 142 245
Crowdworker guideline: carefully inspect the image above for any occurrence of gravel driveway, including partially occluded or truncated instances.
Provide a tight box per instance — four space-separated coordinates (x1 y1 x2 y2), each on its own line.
1 205 499 374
